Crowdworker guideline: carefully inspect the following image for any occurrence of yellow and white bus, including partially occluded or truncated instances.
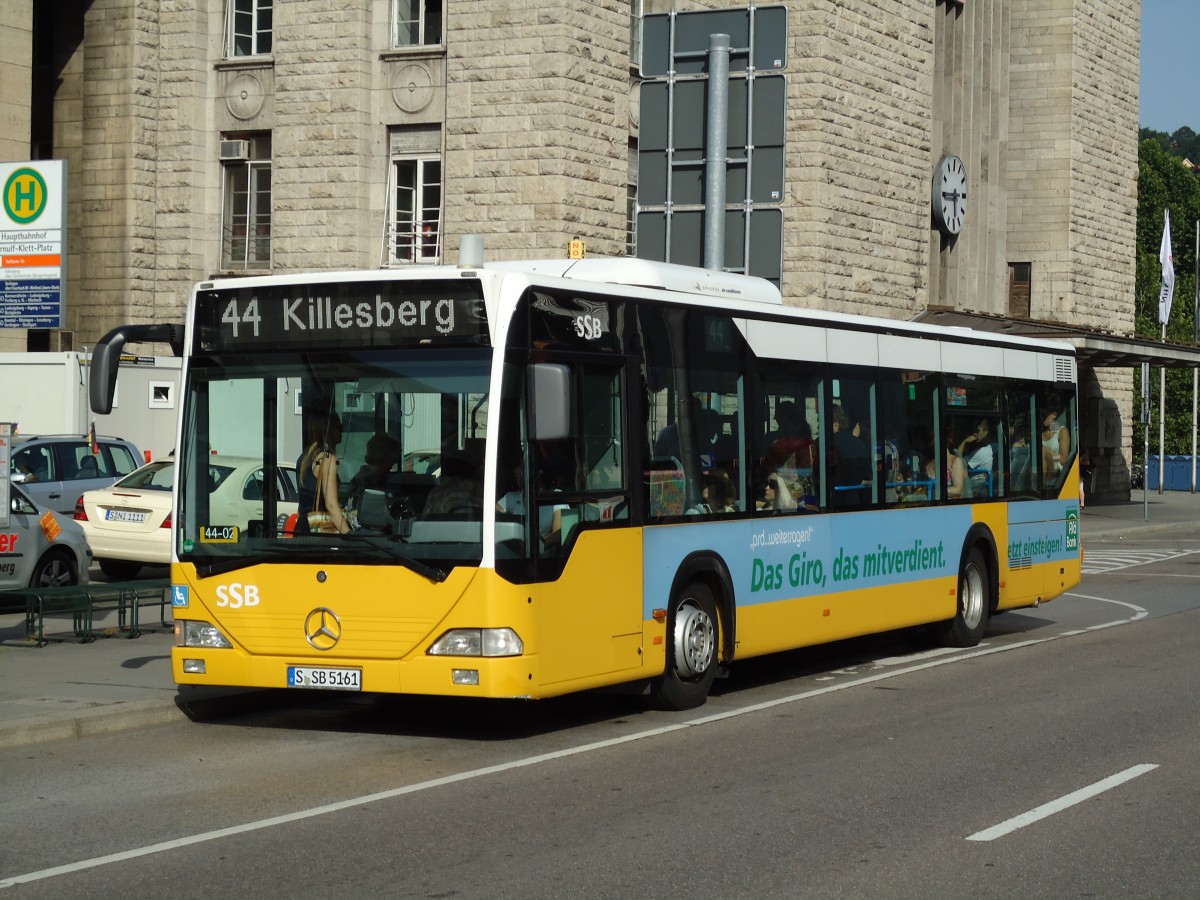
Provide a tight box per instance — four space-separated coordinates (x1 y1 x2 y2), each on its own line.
90 256 1081 710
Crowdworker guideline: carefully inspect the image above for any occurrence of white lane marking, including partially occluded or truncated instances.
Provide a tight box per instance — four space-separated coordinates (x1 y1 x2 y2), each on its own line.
1082 548 1200 575
0 593 1150 890
966 764 1159 842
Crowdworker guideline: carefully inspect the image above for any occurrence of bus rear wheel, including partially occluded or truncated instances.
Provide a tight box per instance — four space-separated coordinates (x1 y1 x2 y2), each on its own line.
649 582 719 711
934 546 990 648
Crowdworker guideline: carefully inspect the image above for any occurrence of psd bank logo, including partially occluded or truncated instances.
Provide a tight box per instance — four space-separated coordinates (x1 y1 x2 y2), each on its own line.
3 167 48 225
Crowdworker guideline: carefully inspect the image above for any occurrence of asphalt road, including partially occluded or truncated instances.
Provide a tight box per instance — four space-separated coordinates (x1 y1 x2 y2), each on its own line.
2 533 1199 898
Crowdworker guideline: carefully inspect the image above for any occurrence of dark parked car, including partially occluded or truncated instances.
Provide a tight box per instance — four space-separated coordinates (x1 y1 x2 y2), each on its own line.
9 434 142 515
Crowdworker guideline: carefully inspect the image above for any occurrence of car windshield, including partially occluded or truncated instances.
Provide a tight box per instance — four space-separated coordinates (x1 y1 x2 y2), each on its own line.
177 347 492 575
114 460 174 491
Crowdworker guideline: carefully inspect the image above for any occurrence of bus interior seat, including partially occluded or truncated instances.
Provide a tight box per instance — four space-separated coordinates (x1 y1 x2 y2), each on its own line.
357 489 391 529
1010 446 1032 491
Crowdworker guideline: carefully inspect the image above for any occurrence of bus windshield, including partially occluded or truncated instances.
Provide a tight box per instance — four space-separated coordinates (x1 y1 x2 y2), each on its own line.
177 347 492 575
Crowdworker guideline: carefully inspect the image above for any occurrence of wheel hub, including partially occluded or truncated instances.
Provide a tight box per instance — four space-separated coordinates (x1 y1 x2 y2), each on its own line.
672 600 715 679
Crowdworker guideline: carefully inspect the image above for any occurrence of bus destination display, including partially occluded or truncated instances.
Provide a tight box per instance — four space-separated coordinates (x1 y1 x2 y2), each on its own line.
195 280 488 352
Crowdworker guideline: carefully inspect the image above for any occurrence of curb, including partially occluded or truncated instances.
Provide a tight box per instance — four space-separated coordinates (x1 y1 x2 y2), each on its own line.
0 688 277 749
0 699 188 749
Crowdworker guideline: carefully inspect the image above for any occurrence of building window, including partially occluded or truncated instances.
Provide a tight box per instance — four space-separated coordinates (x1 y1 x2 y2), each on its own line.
627 139 638 257
221 133 272 270
226 0 272 57
393 0 442 48
1009 262 1031 317
630 0 644 68
385 128 442 265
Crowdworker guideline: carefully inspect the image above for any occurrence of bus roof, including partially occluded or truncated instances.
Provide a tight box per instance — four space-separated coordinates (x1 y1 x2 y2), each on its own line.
193 258 1074 359
485 258 784 306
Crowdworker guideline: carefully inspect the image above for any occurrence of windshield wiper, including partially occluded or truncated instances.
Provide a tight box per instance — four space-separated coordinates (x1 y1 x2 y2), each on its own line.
340 531 447 582
189 534 448 582
191 543 321 578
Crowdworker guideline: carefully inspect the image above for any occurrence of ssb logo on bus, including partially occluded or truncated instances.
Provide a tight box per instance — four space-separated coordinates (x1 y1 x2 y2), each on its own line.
1065 510 1079 552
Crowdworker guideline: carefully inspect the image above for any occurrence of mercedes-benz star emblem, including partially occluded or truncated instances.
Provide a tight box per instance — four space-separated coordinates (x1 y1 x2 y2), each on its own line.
304 607 342 651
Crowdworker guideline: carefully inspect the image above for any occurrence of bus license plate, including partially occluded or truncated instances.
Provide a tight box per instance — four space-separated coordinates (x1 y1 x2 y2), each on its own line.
287 666 362 691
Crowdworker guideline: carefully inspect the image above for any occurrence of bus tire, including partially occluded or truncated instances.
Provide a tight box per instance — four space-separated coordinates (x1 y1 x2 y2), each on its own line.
934 546 990 648
649 581 719 710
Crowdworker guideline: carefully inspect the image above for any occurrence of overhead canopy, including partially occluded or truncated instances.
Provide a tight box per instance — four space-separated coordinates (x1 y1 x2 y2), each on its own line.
915 307 1200 369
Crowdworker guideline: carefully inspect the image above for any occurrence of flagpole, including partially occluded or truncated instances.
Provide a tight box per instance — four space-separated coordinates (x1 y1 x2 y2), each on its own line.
1159 328 1166 494
1158 208 1176 495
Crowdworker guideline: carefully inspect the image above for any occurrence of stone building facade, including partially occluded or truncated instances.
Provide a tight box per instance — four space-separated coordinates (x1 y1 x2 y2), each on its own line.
0 0 1141 491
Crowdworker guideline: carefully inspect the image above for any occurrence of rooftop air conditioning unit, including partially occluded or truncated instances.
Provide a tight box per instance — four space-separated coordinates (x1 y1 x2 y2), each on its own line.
219 140 249 163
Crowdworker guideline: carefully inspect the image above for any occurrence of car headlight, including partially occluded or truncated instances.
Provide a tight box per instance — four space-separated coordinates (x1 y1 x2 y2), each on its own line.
428 628 523 657
176 619 234 649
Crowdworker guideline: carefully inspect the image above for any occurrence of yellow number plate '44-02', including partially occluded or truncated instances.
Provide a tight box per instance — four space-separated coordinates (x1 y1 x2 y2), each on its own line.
200 525 239 543
287 666 362 691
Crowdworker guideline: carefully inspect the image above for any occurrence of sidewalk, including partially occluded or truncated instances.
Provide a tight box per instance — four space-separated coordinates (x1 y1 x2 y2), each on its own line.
2 491 1199 748
1080 488 1200 540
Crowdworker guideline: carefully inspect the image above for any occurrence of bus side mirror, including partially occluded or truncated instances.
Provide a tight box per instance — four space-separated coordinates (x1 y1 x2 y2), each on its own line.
89 323 184 414
529 363 571 442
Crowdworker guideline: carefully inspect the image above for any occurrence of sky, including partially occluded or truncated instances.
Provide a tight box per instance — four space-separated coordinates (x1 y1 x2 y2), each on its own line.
1140 0 1200 133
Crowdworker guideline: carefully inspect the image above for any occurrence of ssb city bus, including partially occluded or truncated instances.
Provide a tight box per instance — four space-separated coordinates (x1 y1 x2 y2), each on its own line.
89 255 1081 710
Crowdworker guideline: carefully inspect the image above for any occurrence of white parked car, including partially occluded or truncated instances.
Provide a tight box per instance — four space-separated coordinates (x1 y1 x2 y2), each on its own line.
74 457 174 580
0 484 92 593
74 456 298 580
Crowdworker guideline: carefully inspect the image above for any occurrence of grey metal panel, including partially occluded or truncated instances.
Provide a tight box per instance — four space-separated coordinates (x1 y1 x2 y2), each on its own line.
640 14 672 78
671 80 707 150
751 7 788 71
669 212 704 267
636 211 667 262
639 81 670 151
672 9 750 76
747 209 782 282
640 6 788 78
638 150 668 205
751 146 785 203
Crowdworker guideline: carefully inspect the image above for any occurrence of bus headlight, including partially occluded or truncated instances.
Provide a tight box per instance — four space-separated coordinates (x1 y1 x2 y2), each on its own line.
428 628 524 657
177 619 234 649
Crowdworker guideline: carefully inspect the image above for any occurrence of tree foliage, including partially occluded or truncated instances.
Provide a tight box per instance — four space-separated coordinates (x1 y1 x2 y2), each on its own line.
1139 126 1200 166
1133 135 1200 459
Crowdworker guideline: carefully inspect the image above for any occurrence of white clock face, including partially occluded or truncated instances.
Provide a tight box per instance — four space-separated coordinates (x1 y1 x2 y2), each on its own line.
933 155 968 235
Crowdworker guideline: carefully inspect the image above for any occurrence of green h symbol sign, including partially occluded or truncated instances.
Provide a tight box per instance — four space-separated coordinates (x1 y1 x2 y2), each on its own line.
4 168 49 224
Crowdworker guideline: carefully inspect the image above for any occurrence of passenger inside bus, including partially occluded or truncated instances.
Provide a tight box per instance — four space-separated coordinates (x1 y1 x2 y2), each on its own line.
297 412 351 534
687 470 736 515
1042 407 1071 482
830 403 872 490
927 434 971 499
757 472 798 513
764 401 815 470
654 396 727 467
422 450 483 516
957 417 996 496
1009 416 1033 491
346 432 401 529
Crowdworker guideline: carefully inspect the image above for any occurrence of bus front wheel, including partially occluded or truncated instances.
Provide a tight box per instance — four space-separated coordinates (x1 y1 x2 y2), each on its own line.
934 546 990 648
649 582 719 710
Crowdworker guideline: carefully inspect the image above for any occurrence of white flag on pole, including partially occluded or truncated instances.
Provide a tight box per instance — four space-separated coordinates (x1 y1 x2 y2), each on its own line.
1159 208 1175 325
